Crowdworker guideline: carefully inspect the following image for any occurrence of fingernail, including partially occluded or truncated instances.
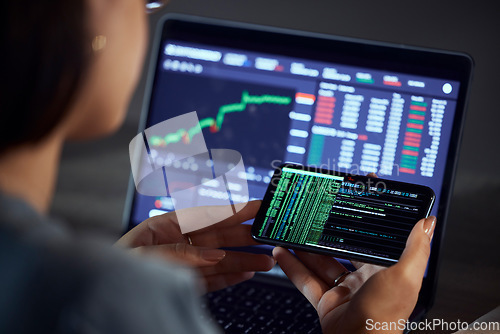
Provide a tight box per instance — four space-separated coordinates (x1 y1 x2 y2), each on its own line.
201 249 226 262
423 216 436 239
242 271 255 280
272 247 282 256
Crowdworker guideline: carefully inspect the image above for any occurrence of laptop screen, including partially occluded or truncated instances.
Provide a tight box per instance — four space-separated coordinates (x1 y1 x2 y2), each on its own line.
124 15 472 299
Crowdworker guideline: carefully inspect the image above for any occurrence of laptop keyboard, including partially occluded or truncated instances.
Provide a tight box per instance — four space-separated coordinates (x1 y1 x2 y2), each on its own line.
202 280 322 334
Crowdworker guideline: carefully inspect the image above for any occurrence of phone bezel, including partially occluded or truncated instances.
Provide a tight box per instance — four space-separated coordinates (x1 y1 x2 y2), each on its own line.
251 163 436 266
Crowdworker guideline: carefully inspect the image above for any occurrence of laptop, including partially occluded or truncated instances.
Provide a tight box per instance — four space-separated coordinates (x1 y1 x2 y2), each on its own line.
123 14 473 333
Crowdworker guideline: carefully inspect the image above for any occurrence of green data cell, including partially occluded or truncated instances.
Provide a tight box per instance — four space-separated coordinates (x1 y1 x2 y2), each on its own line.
261 169 343 246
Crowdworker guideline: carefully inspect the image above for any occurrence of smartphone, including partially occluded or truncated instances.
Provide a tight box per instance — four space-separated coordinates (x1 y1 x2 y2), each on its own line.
251 164 435 266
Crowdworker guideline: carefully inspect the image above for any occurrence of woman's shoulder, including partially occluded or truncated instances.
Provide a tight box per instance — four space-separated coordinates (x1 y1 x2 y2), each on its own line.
0 193 218 334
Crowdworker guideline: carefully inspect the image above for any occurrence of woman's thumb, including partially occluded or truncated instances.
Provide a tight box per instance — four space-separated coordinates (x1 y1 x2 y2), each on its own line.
133 243 226 266
395 216 436 282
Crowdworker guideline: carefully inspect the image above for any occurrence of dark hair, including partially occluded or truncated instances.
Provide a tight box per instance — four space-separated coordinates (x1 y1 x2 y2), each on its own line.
0 1 90 154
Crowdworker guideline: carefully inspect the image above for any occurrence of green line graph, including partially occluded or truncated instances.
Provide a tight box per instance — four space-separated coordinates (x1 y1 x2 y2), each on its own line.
149 90 292 147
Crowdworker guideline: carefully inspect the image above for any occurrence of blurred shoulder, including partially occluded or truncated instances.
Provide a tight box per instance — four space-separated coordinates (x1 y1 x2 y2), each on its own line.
0 193 218 334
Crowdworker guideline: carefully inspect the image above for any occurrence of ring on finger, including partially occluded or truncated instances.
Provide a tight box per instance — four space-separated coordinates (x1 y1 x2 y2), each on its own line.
333 270 352 286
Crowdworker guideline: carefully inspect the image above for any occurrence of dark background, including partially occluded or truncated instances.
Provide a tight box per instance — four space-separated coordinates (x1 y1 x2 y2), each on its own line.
51 0 499 331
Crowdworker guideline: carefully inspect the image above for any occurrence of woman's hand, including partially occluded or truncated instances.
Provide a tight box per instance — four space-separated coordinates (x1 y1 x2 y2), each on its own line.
273 171 435 333
273 215 436 334
116 200 275 292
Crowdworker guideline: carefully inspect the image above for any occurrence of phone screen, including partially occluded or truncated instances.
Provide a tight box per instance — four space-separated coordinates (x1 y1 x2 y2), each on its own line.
252 164 435 265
